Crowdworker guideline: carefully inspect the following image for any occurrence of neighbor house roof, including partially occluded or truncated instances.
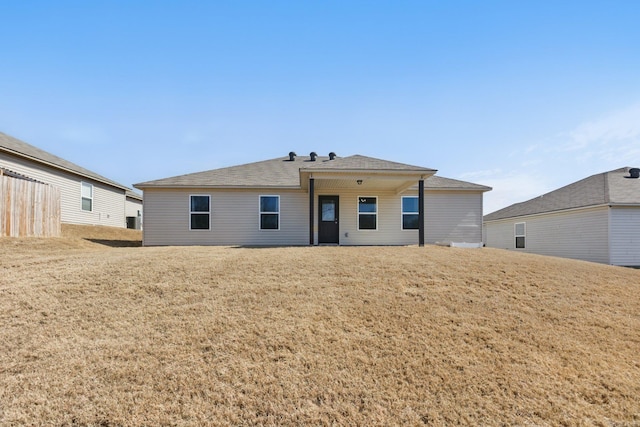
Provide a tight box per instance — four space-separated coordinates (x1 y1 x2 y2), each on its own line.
484 167 640 221
0 131 130 191
135 153 438 189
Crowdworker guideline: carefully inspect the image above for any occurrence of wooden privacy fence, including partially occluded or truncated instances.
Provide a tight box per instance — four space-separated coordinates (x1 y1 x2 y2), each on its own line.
1 173 61 237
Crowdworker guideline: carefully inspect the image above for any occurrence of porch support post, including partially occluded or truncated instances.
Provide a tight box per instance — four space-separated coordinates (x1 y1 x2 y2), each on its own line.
309 178 315 245
418 179 425 247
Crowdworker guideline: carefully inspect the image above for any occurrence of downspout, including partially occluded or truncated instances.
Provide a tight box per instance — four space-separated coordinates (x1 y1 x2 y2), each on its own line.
418 179 425 247
309 178 315 245
607 204 612 265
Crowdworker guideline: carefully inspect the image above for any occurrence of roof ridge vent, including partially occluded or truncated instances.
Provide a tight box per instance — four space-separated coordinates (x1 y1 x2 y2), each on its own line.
329 152 336 160
310 152 317 161
628 167 640 179
288 151 296 161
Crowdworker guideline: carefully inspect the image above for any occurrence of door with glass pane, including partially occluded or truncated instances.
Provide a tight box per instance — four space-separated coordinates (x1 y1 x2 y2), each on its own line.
318 196 339 244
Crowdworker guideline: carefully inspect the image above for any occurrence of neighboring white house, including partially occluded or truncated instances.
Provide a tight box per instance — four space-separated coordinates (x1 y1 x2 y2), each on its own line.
484 167 640 266
134 152 491 246
0 131 140 228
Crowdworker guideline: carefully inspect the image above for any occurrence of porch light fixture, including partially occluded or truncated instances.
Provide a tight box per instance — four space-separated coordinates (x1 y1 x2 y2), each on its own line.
357 179 363 185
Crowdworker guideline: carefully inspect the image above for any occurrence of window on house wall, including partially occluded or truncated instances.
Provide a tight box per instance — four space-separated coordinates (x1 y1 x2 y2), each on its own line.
81 182 93 211
515 222 525 248
402 196 419 230
260 195 279 230
190 195 210 230
358 197 377 230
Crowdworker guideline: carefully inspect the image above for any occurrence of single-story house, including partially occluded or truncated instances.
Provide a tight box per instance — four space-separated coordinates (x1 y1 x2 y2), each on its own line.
484 167 640 266
0 131 141 228
134 152 491 246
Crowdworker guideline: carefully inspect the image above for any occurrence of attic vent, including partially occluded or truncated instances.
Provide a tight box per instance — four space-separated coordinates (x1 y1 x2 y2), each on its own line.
629 168 640 179
310 152 317 161
288 151 296 161
329 152 336 160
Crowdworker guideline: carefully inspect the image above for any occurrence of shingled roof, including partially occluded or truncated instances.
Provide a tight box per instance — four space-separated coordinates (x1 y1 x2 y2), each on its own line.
0 131 130 191
136 155 319 188
484 167 640 221
134 153 486 191
422 175 491 191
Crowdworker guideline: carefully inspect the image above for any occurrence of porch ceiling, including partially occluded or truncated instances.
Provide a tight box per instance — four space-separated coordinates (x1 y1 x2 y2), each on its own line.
300 168 435 193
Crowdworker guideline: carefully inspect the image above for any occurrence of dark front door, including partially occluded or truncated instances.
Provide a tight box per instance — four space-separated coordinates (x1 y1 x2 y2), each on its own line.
318 196 339 244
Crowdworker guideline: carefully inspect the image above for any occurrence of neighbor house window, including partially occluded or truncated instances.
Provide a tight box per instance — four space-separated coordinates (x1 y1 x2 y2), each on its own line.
81 182 93 211
190 195 210 230
358 197 377 230
402 196 419 230
515 222 525 248
260 195 279 230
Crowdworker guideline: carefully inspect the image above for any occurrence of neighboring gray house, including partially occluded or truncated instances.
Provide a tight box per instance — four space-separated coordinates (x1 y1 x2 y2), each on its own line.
134 152 491 246
0 131 138 228
484 167 640 266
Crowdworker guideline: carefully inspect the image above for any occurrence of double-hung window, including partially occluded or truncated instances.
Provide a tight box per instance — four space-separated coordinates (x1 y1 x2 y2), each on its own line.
358 197 377 230
515 222 525 248
190 195 210 230
402 196 419 230
81 182 93 212
259 195 279 230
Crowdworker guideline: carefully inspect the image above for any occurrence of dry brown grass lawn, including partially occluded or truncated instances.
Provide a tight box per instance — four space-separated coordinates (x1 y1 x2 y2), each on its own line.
1 225 639 426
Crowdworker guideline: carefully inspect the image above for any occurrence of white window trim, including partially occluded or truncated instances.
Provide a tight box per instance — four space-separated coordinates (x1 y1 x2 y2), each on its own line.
81 181 93 212
515 222 526 249
259 195 280 231
401 196 419 230
357 196 378 231
189 194 211 231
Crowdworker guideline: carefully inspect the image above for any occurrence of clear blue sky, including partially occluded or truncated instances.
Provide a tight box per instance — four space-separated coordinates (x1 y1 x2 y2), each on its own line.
2 1 639 213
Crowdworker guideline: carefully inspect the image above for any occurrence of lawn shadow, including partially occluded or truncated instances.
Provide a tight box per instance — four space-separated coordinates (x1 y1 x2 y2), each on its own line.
85 239 142 248
229 245 313 249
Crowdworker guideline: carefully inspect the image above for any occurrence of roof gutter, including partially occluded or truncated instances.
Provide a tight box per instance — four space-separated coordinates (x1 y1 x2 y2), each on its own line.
608 203 640 207
302 168 436 176
484 203 611 222
424 186 493 192
133 184 302 190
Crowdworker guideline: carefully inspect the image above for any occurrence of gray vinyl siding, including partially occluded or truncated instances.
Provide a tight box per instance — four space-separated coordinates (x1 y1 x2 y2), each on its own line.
484 206 610 264
609 207 640 266
142 189 309 246
484 221 512 249
424 191 484 244
83 183 126 228
143 188 487 246
143 189 417 246
330 190 484 246
0 152 126 227
317 190 416 246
